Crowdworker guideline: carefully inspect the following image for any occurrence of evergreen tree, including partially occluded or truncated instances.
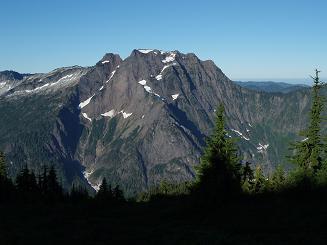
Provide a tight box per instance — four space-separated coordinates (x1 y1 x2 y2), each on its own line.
194 104 241 200
96 177 113 201
252 165 266 194
316 135 327 186
241 162 254 183
0 151 15 202
289 70 324 173
241 162 254 193
113 185 124 202
70 184 89 202
16 165 38 198
46 165 63 200
270 165 286 192
0 151 7 179
48 166 61 191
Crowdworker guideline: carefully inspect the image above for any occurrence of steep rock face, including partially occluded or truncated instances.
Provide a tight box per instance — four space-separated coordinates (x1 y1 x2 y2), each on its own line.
0 49 323 196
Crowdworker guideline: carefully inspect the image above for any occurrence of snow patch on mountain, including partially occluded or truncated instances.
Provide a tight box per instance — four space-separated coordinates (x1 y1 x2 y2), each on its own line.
161 63 177 73
257 143 269 153
83 169 101 191
101 109 115 118
162 52 176 63
138 80 147 85
119 110 133 119
144 85 152 93
231 129 250 141
25 83 50 93
82 113 92 122
155 74 162 80
138 49 154 54
171 94 179 100
101 60 110 64
107 70 116 82
79 94 95 109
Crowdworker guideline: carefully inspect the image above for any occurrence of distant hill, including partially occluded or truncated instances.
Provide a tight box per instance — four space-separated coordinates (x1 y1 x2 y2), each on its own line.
234 81 310 93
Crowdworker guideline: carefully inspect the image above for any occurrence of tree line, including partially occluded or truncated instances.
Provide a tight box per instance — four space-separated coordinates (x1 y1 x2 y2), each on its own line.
0 157 125 204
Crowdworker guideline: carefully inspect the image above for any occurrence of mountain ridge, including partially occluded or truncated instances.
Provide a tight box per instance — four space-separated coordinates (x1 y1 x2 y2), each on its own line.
0 49 324 195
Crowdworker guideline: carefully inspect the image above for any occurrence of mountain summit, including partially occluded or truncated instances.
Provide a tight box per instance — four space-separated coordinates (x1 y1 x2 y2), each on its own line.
0 49 319 195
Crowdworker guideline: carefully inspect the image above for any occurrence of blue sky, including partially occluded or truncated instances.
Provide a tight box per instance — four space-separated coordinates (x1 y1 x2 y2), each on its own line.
0 0 326 83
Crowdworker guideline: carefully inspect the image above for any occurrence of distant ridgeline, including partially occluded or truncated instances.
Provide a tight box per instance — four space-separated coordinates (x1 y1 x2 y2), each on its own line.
234 81 310 93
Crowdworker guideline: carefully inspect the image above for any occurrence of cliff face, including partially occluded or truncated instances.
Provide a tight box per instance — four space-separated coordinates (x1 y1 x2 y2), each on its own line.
0 49 319 195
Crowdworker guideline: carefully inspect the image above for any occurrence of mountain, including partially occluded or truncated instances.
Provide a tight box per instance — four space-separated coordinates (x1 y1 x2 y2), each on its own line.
234 81 309 93
0 49 324 196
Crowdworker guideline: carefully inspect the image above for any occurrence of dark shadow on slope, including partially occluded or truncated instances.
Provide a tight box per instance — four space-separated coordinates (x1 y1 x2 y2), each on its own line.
167 104 206 147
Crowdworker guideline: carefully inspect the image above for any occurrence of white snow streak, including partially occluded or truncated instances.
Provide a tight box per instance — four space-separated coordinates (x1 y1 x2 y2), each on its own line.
25 83 50 93
107 70 116 82
79 94 95 109
155 74 162 80
257 143 269 153
119 110 133 118
99 86 104 91
162 52 176 63
82 113 92 122
101 60 110 64
138 49 154 54
101 109 115 118
144 85 152 93
231 129 250 141
138 80 147 85
83 169 101 191
171 94 179 100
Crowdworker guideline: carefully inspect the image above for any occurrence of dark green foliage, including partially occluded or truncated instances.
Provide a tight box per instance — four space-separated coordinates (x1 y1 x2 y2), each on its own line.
70 184 89 203
112 185 124 202
15 166 38 195
95 178 125 203
138 180 191 202
0 151 6 179
289 70 324 172
194 105 241 200
252 165 267 194
270 164 286 192
241 161 254 183
96 177 113 201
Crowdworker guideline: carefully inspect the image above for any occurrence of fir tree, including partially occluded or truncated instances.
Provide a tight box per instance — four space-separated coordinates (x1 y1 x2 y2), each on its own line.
241 162 254 183
16 165 38 196
252 165 267 194
96 177 113 201
270 165 286 192
70 184 89 202
0 151 7 179
194 104 241 200
289 70 324 173
113 185 124 202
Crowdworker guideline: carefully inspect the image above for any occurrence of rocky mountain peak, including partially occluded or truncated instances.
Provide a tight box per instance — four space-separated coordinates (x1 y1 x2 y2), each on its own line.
96 53 122 67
